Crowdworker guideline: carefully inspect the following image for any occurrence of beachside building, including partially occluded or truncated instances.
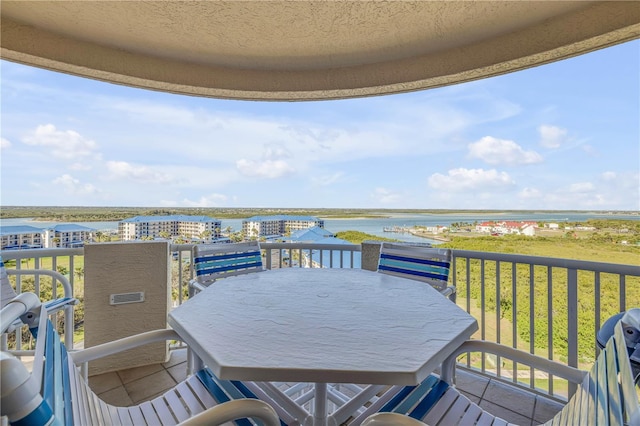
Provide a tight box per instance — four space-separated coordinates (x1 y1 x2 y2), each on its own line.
1 224 96 249
242 215 325 239
476 221 538 236
118 215 222 242
44 224 96 248
0 225 45 250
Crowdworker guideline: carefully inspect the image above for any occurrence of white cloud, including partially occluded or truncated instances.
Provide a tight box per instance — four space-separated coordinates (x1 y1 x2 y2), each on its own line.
371 187 403 204
311 172 345 187
69 162 92 171
539 125 568 148
108 100 197 126
468 136 543 166
1 138 11 149
601 171 617 181
106 161 175 184
568 182 595 193
168 193 229 207
52 174 99 195
428 168 515 192
236 143 297 178
22 124 98 160
236 159 296 179
518 187 542 199
263 144 292 160
97 86 521 170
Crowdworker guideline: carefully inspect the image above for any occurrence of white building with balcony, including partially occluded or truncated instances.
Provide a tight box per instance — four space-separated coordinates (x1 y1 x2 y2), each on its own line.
242 215 325 239
44 224 95 248
118 215 222 242
0 225 45 250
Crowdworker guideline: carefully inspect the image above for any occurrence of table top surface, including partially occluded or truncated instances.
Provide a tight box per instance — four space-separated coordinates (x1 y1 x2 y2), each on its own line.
168 268 478 385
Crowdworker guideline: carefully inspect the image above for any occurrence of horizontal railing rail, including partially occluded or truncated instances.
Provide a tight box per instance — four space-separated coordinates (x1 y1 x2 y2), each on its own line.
450 249 640 399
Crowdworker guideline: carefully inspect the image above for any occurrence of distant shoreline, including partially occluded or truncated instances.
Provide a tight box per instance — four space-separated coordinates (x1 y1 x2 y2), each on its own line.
1 208 638 225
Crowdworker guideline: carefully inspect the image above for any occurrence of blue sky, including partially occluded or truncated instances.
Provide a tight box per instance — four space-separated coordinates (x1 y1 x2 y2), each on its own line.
1 40 638 210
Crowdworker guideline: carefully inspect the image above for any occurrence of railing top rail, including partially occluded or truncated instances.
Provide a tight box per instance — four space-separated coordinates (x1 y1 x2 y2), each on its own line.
0 248 84 261
452 249 640 276
170 243 195 252
260 241 361 251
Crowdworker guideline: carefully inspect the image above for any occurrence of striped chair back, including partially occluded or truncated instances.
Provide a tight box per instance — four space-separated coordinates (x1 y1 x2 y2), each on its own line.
377 243 453 296
192 242 264 290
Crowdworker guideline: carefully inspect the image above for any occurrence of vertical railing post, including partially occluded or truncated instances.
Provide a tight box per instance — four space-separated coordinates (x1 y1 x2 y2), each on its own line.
265 247 273 270
64 304 74 348
619 275 626 312
546 265 554 395
566 267 578 398
511 261 518 383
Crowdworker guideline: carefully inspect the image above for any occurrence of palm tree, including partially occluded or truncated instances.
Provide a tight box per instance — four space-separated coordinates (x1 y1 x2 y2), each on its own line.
74 267 84 281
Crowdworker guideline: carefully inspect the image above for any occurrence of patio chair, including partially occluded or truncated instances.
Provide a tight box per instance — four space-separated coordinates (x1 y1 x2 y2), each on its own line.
377 243 455 300
356 309 640 426
0 255 77 348
189 241 264 296
0 294 284 426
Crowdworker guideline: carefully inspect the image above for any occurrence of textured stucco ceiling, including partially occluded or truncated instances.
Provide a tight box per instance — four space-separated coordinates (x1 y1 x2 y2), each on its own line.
1 1 639 101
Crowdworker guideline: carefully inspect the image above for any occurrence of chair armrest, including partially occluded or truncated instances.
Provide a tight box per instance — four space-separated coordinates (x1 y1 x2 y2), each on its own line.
71 329 182 364
178 399 280 426
440 286 455 297
188 278 206 293
43 297 78 313
1 293 41 334
361 412 429 426
441 340 587 385
7 269 74 300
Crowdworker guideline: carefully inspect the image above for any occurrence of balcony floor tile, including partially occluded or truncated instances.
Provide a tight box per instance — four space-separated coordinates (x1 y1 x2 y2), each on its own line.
454 368 490 398
124 370 178 404
482 378 537 419
88 371 122 395
117 362 164 385
85 348 561 425
97 385 134 407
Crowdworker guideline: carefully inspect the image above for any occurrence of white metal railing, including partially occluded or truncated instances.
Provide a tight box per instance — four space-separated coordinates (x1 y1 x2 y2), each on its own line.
260 241 361 269
451 249 640 399
1 244 637 401
1 248 82 353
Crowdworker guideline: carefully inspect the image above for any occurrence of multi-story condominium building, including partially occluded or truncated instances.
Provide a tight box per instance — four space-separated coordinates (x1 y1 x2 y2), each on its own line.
0 225 45 250
1 224 95 249
118 215 222 242
242 215 325 239
45 224 95 248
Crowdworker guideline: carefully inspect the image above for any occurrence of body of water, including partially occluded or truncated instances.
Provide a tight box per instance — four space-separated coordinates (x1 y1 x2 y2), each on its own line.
2 212 637 244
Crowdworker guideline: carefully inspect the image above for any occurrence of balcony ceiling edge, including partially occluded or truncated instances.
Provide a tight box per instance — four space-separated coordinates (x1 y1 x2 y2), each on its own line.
1 1 639 101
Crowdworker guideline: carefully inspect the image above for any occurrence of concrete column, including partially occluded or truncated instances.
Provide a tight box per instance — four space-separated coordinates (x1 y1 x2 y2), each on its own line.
84 241 170 375
361 240 382 271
